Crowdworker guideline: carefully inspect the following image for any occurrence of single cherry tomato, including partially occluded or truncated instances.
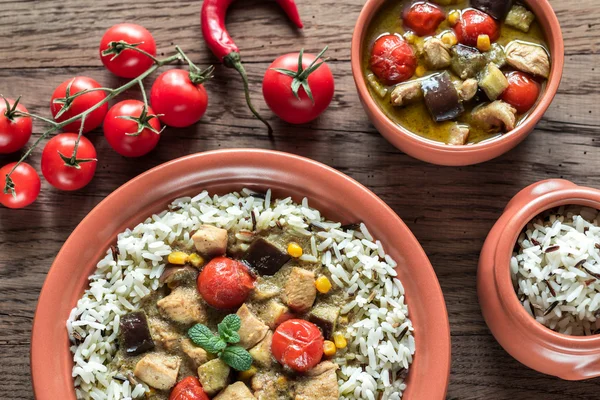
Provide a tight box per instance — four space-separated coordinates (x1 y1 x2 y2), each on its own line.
0 98 32 154
0 162 40 209
103 100 161 157
197 257 255 309
402 1 446 36
262 49 334 124
272 319 324 372
169 377 210 400
41 133 97 191
50 77 108 134
454 9 500 47
99 23 157 78
500 71 541 114
369 34 417 85
150 69 210 128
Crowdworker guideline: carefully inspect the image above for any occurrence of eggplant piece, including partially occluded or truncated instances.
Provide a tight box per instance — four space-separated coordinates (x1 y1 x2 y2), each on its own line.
421 72 464 122
159 265 198 285
471 0 512 20
308 304 340 340
484 43 507 68
120 312 155 355
505 5 536 32
242 237 291 275
451 44 486 79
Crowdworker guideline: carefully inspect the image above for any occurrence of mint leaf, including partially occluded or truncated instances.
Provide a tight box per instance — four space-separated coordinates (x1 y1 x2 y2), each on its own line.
188 324 227 354
220 345 253 371
218 314 242 344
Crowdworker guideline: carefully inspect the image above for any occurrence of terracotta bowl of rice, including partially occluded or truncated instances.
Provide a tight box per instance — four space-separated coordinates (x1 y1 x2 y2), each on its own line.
479 179 600 380
30 149 450 399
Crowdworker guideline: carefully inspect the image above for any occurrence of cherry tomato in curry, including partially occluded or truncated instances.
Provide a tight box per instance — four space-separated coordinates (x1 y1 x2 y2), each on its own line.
369 34 417 86
402 1 446 37
169 377 209 400
454 9 499 47
272 319 324 372
197 257 255 309
500 71 541 114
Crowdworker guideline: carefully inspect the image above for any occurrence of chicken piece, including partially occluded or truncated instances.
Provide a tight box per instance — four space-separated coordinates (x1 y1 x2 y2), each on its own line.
214 382 256 400
157 286 207 325
423 38 451 69
472 101 517 132
147 317 180 351
252 371 283 400
506 41 550 78
192 225 228 256
260 300 290 329
181 338 210 369
456 79 478 102
390 81 423 107
447 125 470 145
294 362 339 400
249 331 273 367
282 267 316 313
133 353 181 390
198 359 231 396
237 304 270 349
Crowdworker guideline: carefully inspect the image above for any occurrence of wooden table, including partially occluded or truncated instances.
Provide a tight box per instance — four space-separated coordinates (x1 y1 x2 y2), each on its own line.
0 0 598 398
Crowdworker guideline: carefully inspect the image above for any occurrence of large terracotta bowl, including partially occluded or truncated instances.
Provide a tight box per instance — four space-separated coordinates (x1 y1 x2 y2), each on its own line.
478 179 600 380
351 0 564 166
30 149 451 399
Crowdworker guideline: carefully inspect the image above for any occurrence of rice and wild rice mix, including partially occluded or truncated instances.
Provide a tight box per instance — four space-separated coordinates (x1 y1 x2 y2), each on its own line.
511 206 600 335
67 189 415 399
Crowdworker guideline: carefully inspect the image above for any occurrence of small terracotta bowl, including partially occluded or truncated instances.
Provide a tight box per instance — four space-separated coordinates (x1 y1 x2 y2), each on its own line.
478 179 600 380
30 149 451 399
351 0 564 166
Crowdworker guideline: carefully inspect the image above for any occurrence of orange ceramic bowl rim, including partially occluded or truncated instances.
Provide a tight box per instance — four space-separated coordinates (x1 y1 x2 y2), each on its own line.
351 0 565 166
30 149 451 399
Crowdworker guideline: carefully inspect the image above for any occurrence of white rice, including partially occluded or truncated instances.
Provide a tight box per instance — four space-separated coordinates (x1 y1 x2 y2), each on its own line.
511 205 600 335
67 189 414 399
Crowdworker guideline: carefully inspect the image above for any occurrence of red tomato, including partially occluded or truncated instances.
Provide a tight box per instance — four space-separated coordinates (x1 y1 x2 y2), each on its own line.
0 98 32 154
402 2 446 36
369 34 417 85
99 23 157 78
103 100 161 157
262 51 334 124
197 257 255 309
150 69 209 128
169 377 209 400
454 9 500 47
272 319 324 372
50 77 108 134
500 71 541 114
0 162 40 209
41 133 97 191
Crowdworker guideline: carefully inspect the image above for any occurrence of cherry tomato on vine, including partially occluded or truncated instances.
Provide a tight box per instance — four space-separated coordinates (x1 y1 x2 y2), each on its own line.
41 133 97 191
402 1 446 36
50 77 108 134
100 23 157 78
500 71 541 114
454 9 499 47
197 257 255 309
103 100 161 157
0 98 32 154
272 319 324 372
369 34 417 85
150 68 211 128
169 377 209 400
262 48 334 124
0 162 40 209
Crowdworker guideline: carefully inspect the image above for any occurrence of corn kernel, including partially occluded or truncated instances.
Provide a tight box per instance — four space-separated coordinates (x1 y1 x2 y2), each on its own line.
448 10 460 26
287 242 303 258
415 65 427 77
188 253 204 268
441 32 458 48
323 340 337 357
404 31 417 45
333 332 347 349
477 34 491 52
168 251 188 265
315 276 332 294
238 365 257 381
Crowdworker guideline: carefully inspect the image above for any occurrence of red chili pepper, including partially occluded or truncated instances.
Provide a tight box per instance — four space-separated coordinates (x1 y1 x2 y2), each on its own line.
201 0 303 134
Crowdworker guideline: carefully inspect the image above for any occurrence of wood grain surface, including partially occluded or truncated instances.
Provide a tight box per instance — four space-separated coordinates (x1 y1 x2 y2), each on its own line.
0 0 599 398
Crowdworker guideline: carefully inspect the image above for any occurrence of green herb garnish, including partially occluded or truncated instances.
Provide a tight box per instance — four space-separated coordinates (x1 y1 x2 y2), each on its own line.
188 314 252 371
